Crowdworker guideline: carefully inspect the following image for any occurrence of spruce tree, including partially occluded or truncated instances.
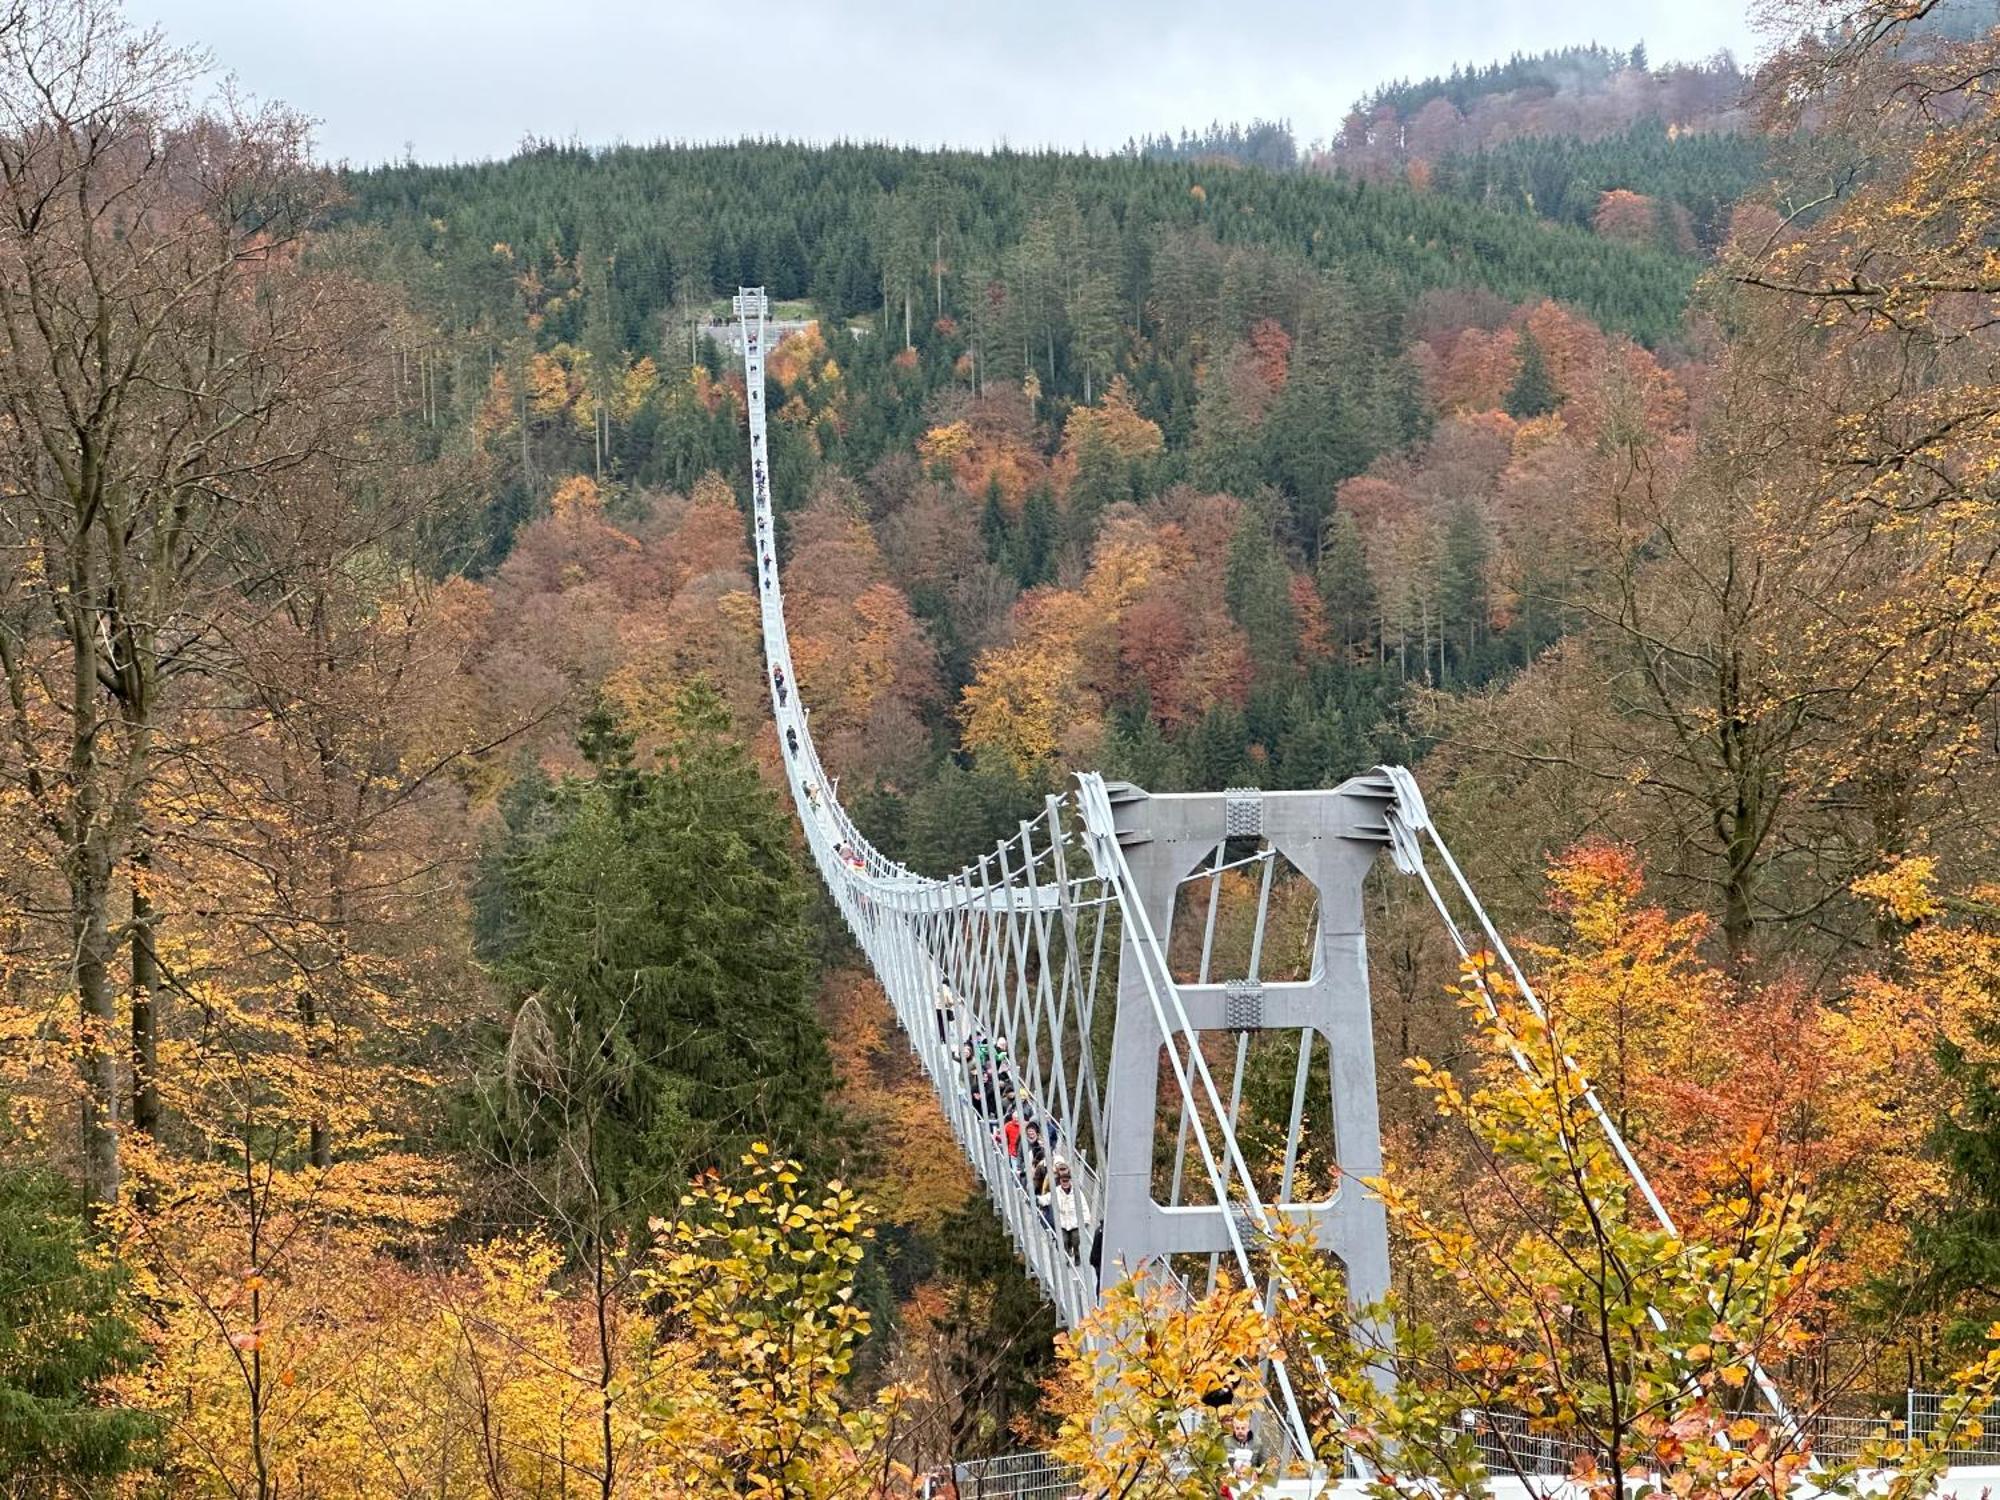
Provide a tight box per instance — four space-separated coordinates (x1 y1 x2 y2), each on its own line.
1318 510 1379 660
1184 704 1255 790
0 1166 158 1485
1902 1025 2000 1343
980 483 1012 572
482 686 833 1227
1068 427 1130 535
1224 506 1301 687
902 756 1053 874
1017 487 1059 587
1191 362 1266 498
1505 328 1561 418
1438 502 1493 683
1263 371 1371 547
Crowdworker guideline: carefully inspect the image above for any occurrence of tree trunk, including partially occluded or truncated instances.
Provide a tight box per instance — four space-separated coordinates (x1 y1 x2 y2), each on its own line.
131 854 160 1141
301 981 331 1170
64 567 122 1210
75 859 121 1209
1722 798 1759 958
594 1232 617 1500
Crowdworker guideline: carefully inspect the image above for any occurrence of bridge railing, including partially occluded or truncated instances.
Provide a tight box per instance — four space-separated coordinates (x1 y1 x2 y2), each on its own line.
1456 1394 1993 1476
736 285 1359 1472
920 1451 1083 1499
939 1392 1988 1497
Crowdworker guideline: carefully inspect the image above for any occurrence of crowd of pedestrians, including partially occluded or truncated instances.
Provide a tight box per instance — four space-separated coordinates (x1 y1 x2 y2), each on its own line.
933 977 1101 1270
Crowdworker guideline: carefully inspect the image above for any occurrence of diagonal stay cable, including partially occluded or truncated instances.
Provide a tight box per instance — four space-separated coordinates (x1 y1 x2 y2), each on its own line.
1372 765 1798 1438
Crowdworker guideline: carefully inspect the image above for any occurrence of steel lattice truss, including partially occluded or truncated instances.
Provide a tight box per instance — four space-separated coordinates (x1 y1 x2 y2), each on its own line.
730 289 1793 1474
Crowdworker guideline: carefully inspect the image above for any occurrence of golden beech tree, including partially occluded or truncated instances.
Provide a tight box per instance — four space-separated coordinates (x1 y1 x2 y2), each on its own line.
818 968 972 1235
643 1146 913 1499
1844 859 2000 1349
1430 301 2000 955
1241 945 2000 1500
916 388 1048 511
118 1145 922 1498
483 475 772 765
1056 375 1166 480
959 525 1164 770
1382 965 1829 1494
1024 845 2000 1498
1253 963 2000 1500
1431 9 2000 959
1047 1273 1276 1500
135 1227 674 1497
1526 842 1724 1149
779 489 940 783
0 0 413 1207
419 1236 673 1499
1745 0 2000 528
1039 949 2000 1500
1492 843 1963 1378
960 500 1263 768
959 618 1098 771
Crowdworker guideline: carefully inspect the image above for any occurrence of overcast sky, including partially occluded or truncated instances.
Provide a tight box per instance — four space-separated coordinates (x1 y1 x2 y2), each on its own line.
133 0 1763 168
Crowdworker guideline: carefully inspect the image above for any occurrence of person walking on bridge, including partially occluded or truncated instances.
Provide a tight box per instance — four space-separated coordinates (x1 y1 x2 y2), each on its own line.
1040 1157 1091 1258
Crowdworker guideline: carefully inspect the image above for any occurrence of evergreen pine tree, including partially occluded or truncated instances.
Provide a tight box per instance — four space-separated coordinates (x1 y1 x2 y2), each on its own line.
1438 502 1493 683
980 483 1012 572
0 1166 158 1485
1225 506 1301 688
1901 1025 2000 1342
1191 361 1267 498
1069 427 1130 535
1017 487 1059 587
902 756 1054 874
1263 371 1371 547
1505 328 1561 418
1184 704 1255 789
1099 689 1188 791
1271 683 1369 790
482 684 834 1225
1318 510 1379 661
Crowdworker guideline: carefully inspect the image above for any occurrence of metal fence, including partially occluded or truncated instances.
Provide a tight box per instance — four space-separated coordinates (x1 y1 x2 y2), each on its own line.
1908 1389 2000 1465
921 1451 1085 1499
937 1391 2000 1494
1460 1409 1590 1476
1462 1392 2000 1477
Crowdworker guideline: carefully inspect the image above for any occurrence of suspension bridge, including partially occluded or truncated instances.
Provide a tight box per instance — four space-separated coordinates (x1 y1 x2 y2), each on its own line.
729 290 1999 1499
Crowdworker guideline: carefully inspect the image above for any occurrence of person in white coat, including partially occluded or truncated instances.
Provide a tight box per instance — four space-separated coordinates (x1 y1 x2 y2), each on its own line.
1039 1156 1091 1257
